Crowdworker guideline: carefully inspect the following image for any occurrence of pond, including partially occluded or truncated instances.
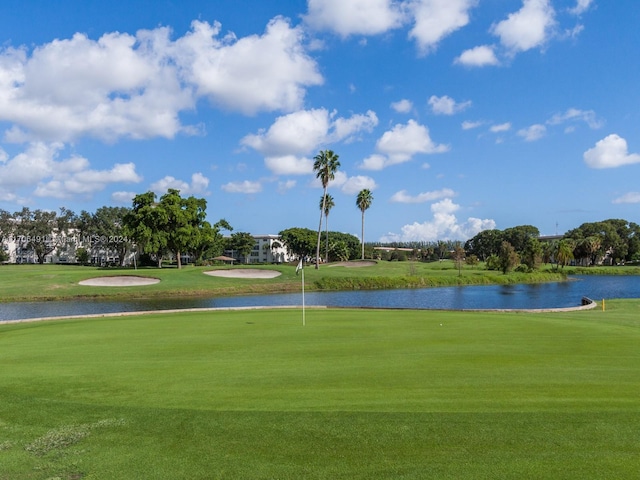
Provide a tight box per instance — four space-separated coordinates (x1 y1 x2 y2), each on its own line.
1 275 640 322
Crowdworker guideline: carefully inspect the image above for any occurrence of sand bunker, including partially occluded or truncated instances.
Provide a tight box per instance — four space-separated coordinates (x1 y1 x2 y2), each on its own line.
79 276 160 286
204 269 282 279
329 261 377 268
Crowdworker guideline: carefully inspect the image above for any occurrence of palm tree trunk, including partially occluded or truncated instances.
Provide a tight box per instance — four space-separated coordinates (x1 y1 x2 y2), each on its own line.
361 210 365 260
316 190 326 269
325 214 329 264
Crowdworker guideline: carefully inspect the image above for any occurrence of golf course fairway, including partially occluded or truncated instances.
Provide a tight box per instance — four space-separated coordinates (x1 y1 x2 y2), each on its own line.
1 301 639 479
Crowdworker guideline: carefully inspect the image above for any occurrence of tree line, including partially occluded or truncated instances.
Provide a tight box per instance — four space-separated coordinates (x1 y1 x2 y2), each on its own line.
0 190 252 268
0 184 367 268
464 219 640 273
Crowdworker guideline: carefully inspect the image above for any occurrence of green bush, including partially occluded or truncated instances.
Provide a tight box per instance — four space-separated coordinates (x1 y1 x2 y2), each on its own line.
486 254 500 271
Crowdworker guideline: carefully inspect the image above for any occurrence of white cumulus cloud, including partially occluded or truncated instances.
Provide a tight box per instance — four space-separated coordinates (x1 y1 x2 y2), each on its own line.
242 108 377 156
569 0 594 15
150 172 210 195
583 134 640 169
454 45 499 67
304 0 404 37
331 110 379 142
390 188 455 203
242 108 332 157
341 175 377 195
305 0 477 55
490 122 511 133
360 119 449 170
380 198 496 242
174 18 323 115
462 120 484 130
547 108 603 130
0 17 323 145
277 179 297 194
221 180 263 194
391 99 413 113
0 30 191 143
242 108 377 175
517 124 546 141
0 142 142 200
111 191 137 204
428 95 471 115
264 155 314 175
491 0 556 54
409 0 478 54
612 192 640 204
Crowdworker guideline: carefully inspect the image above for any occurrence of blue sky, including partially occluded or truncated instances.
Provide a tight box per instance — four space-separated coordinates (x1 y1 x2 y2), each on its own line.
0 0 638 242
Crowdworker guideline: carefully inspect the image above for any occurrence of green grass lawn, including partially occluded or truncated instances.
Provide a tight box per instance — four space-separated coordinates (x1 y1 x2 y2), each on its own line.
2 301 640 479
0 261 570 303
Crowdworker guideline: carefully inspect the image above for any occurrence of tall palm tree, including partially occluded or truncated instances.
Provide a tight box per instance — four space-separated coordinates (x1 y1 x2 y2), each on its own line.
584 235 602 266
320 193 335 264
356 189 373 260
313 150 340 269
555 239 575 270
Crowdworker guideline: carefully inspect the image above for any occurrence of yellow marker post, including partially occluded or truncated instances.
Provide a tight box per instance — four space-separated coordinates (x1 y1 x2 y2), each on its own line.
602 299 605 312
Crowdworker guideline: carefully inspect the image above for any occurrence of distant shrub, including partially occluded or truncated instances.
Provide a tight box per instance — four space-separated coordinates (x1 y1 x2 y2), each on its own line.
75 248 90 265
486 255 500 271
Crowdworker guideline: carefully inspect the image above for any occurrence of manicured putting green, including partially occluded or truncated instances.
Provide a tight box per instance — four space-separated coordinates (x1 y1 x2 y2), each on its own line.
1 302 639 479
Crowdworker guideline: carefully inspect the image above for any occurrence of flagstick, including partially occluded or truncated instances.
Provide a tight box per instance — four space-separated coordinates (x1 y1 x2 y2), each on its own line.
302 267 306 326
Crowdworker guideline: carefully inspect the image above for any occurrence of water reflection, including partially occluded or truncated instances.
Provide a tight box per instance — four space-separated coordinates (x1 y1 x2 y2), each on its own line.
1 275 639 322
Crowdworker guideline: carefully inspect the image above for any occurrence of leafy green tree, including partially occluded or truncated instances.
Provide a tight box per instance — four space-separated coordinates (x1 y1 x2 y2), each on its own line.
628 223 640 262
191 219 232 263
555 239 575 270
0 210 12 262
502 225 540 255
329 240 350 262
465 254 479 268
230 232 256 264
521 237 543 271
313 150 340 268
123 189 209 268
326 231 361 261
75 247 90 265
499 241 519 274
79 206 131 266
436 240 450 261
356 189 373 260
604 219 630 262
541 241 554 265
159 189 208 268
390 249 407 261
580 235 602 266
0 209 13 243
486 254 500 271
279 227 317 259
124 191 168 267
451 243 465 276
12 207 76 264
421 246 436 262
564 219 640 264
464 229 503 261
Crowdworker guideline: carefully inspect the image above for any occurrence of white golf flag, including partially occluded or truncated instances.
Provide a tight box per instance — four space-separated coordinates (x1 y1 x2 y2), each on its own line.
296 258 303 275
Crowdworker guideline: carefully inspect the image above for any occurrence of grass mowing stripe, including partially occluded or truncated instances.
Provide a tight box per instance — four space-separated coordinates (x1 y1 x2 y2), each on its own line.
1 302 640 478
